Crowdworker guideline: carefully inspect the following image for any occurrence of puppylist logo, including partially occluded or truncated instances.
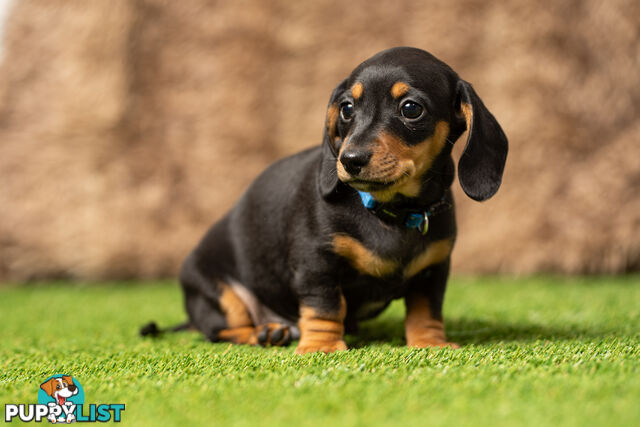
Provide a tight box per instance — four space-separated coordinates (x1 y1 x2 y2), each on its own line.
4 375 125 423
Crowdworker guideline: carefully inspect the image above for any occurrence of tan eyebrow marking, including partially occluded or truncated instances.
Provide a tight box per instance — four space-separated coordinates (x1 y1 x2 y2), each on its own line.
351 82 363 99
391 81 410 98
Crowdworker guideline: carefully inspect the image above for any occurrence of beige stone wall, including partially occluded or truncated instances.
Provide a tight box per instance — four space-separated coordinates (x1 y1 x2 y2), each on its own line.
0 0 638 280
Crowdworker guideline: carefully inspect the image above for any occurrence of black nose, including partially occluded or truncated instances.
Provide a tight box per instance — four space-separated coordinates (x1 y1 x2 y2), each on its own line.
340 149 372 175
68 385 77 392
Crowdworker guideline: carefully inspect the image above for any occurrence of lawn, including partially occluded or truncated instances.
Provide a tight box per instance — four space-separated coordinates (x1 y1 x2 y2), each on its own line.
1 276 639 426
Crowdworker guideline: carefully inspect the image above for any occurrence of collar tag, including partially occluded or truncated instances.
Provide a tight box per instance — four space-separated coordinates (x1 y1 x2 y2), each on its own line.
405 212 428 234
421 212 429 235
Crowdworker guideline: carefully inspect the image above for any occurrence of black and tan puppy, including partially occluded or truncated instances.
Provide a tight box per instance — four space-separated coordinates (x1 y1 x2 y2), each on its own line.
143 47 508 353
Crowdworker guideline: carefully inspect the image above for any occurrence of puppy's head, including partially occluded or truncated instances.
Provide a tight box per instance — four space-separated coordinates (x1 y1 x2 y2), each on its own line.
319 47 508 202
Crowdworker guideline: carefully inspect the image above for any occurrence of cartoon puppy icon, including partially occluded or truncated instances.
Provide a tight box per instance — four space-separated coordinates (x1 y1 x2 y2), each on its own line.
40 376 78 423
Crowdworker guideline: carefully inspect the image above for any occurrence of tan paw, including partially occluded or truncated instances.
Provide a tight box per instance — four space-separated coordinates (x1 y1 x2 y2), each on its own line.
295 340 348 354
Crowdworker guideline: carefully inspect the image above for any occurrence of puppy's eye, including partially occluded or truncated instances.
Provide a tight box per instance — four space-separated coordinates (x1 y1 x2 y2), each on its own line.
400 101 423 120
340 102 354 121
56 385 61 390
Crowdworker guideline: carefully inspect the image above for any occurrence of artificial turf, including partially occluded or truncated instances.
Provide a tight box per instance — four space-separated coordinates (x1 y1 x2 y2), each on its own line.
1 276 639 426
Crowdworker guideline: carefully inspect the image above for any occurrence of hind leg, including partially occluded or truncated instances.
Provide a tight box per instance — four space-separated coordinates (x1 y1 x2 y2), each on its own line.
180 256 292 346
187 285 294 346
216 285 295 346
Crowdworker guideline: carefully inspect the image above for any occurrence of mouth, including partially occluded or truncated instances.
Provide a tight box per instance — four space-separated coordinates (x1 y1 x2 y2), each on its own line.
346 178 398 191
57 395 66 405
336 159 413 194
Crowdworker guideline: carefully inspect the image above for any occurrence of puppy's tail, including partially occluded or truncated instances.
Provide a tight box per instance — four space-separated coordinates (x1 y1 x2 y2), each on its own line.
139 321 191 338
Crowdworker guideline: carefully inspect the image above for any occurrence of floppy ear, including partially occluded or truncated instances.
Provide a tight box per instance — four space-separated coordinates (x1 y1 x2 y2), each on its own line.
455 80 508 201
40 378 55 396
318 78 349 199
62 375 73 386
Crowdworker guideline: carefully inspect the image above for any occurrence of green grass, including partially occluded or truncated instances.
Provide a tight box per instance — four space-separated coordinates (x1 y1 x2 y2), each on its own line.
1 276 639 426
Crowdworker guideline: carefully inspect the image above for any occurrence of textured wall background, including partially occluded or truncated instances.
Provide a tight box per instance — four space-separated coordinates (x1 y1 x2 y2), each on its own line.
0 0 638 281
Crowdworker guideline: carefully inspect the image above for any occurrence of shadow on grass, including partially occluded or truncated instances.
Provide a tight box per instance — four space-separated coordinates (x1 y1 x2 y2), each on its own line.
347 316 624 348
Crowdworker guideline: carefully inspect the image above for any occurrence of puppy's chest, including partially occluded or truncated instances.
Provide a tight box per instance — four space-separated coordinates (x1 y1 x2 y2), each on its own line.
331 232 453 281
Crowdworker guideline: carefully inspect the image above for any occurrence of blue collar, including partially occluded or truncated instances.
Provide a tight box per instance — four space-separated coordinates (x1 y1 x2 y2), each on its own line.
357 191 450 235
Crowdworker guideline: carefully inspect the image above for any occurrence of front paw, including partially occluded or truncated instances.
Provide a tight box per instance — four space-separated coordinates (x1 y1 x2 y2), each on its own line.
295 339 347 354
408 338 460 349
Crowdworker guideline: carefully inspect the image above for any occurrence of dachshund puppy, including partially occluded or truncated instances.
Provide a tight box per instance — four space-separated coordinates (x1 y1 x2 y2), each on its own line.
142 47 508 353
